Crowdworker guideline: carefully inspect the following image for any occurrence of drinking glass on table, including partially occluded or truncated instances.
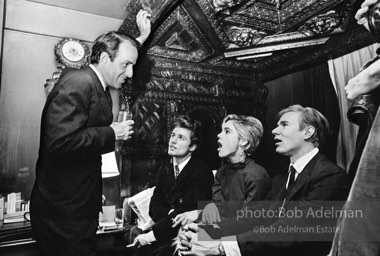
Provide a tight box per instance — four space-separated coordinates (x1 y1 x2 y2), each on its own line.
115 208 123 227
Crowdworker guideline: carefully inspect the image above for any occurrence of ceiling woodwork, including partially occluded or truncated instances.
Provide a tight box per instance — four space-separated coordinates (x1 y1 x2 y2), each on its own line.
118 0 375 82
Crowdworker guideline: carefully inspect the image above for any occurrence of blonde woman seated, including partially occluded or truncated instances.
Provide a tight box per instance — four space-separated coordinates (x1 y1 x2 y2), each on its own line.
173 114 271 227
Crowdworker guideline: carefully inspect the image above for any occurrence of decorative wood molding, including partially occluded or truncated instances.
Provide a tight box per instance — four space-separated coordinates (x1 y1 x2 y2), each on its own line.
224 37 329 57
118 0 365 80
261 26 375 81
149 55 256 80
281 0 343 30
192 0 230 47
118 0 180 37
298 10 340 36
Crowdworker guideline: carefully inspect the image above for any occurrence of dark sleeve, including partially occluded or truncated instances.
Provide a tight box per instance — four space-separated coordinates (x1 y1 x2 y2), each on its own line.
152 163 214 242
175 164 214 214
42 74 115 157
243 170 271 204
212 168 222 202
212 167 228 216
245 179 270 202
149 168 171 222
302 167 349 201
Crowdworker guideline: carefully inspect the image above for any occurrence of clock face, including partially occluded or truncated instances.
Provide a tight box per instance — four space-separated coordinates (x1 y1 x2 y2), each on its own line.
55 38 90 69
61 41 85 62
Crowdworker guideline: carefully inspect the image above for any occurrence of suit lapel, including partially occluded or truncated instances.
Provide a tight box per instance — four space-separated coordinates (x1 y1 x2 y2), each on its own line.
164 160 190 198
285 169 308 200
273 171 288 201
86 67 113 120
174 157 194 184
167 163 176 181
286 153 322 200
105 87 113 108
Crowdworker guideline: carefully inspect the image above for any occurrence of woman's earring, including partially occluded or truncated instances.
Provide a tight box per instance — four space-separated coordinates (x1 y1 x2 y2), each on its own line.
239 149 246 163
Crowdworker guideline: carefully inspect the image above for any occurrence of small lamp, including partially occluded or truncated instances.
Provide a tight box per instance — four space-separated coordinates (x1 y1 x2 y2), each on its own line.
101 151 119 178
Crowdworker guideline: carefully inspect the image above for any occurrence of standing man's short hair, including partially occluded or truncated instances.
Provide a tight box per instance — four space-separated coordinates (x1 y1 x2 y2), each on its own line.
278 104 330 147
90 31 140 64
171 115 202 147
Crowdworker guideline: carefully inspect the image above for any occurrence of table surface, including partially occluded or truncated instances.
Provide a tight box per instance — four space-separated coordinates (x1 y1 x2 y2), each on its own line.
0 220 132 255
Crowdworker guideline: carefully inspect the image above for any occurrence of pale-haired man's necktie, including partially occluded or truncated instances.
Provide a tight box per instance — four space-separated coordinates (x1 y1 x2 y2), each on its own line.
282 165 297 208
287 165 297 188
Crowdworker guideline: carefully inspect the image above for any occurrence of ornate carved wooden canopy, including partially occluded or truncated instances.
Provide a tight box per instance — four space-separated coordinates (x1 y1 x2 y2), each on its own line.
119 0 375 82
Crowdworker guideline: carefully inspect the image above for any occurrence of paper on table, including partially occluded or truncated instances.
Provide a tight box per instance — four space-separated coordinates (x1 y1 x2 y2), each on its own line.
101 152 119 178
99 205 117 230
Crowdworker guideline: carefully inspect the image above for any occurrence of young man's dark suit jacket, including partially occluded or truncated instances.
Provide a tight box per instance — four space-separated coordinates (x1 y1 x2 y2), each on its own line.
31 66 115 222
149 156 214 243
216 152 350 256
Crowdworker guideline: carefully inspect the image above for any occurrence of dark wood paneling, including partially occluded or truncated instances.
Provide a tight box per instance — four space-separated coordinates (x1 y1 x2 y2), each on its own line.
120 56 268 196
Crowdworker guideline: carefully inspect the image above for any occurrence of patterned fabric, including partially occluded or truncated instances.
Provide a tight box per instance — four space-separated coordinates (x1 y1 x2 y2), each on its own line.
330 105 380 256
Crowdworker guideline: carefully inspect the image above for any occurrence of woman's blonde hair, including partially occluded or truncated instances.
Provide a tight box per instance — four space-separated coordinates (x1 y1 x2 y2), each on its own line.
223 114 263 156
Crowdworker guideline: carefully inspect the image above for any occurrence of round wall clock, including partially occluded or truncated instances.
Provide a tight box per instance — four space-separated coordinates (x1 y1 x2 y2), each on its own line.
54 38 90 69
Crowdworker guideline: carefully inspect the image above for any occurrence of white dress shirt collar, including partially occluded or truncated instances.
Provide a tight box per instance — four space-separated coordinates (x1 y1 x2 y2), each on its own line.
291 147 319 178
89 64 107 91
173 156 192 175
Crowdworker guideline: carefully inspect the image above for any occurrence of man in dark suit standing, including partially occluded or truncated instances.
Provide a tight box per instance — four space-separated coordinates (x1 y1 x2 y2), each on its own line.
134 115 214 256
30 10 151 256
178 105 350 256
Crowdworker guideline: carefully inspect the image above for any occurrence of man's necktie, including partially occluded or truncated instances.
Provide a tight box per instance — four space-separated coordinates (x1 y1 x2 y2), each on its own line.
287 165 297 188
174 165 180 179
105 87 112 107
283 165 297 205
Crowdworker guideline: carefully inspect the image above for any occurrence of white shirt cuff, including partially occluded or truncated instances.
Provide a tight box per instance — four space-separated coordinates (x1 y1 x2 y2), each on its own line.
222 236 241 256
146 230 157 244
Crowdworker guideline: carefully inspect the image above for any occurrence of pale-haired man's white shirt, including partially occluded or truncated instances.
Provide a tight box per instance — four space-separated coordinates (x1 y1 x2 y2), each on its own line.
286 147 319 188
222 147 319 256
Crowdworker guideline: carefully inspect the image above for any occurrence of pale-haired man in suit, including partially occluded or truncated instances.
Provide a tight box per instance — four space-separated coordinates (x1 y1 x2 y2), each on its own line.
30 10 151 256
178 105 350 256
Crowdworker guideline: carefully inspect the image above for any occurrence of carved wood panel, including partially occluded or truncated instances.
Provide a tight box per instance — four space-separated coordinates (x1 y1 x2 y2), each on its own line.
119 57 269 196
118 0 366 82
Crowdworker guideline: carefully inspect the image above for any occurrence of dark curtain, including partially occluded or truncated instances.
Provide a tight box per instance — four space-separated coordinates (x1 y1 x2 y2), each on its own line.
303 63 341 163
